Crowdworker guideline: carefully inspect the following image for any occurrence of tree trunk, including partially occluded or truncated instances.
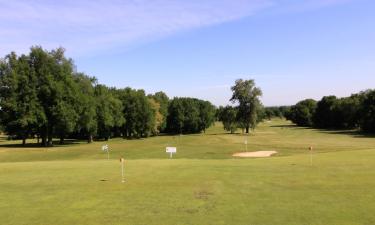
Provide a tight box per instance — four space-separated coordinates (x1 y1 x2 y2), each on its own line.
59 136 64 145
88 135 93 143
41 135 46 147
47 124 53 147
246 126 249 134
22 137 26 146
37 135 40 144
47 135 53 146
41 127 47 147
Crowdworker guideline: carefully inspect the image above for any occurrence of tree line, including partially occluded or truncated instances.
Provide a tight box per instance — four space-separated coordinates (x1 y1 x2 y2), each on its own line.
285 90 375 133
0 47 216 146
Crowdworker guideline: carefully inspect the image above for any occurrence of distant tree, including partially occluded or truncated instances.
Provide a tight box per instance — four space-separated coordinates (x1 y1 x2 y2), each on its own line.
313 96 338 128
134 90 155 137
198 100 216 133
148 98 163 135
230 79 263 133
219 106 238 133
0 52 45 145
289 99 317 126
359 90 375 133
216 106 225 121
278 106 291 118
149 91 169 132
166 97 215 134
334 95 362 129
167 98 184 134
95 85 124 141
116 88 155 138
74 73 98 143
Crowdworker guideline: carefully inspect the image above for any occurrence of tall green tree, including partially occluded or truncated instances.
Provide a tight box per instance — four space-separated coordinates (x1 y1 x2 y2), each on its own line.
117 88 155 138
0 52 45 145
230 79 263 133
219 106 238 133
198 100 216 133
313 96 338 128
360 90 375 133
95 85 124 141
149 91 169 132
74 73 98 143
166 97 215 134
289 99 317 127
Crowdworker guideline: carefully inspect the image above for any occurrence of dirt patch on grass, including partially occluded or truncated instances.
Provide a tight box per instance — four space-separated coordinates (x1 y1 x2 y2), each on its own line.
194 190 213 200
233 151 277 158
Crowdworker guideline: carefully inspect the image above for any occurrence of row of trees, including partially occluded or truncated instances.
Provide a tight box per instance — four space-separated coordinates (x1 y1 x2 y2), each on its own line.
0 47 216 146
285 90 375 132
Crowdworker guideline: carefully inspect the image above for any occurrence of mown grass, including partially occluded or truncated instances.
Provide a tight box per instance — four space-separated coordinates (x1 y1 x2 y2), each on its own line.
1 119 375 225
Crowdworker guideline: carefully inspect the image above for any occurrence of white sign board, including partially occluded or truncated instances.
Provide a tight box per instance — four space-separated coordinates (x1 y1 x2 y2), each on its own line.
102 144 109 160
166 147 177 158
166 147 177 153
102 144 109 151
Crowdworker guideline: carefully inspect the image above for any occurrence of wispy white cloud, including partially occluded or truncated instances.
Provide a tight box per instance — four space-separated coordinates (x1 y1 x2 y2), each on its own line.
0 0 352 57
0 0 273 56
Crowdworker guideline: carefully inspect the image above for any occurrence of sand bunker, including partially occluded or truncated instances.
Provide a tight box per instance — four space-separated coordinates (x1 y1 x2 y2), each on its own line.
233 151 277 158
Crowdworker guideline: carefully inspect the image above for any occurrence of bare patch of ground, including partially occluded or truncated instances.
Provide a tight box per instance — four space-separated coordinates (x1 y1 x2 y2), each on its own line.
233 151 277 158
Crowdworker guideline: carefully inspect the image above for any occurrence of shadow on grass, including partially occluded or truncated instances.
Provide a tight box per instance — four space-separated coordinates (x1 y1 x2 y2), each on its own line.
270 124 298 128
0 139 84 148
272 123 375 138
318 130 375 138
206 132 242 136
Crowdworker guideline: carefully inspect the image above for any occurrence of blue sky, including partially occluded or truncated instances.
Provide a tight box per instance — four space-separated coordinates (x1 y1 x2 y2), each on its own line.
0 0 374 106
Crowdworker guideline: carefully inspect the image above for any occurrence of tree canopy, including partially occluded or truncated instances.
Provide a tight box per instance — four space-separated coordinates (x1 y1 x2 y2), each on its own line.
0 47 217 146
230 79 263 133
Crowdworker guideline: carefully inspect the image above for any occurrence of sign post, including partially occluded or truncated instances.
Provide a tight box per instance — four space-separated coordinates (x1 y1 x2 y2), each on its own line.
166 147 177 158
309 146 313 166
102 144 109 160
120 157 125 183
245 138 248 152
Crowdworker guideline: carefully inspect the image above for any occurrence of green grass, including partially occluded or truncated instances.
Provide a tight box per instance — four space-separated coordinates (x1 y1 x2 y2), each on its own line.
1 119 375 225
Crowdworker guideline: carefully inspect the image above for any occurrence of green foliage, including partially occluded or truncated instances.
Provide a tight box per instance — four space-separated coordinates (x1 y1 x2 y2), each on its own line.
360 90 375 132
262 106 290 120
74 73 98 143
288 99 317 127
287 91 373 132
167 97 215 134
116 88 155 138
1 47 218 145
230 79 263 133
95 85 124 140
149 91 169 132
313 96 338 128
0 53 45 144
218 106 238 133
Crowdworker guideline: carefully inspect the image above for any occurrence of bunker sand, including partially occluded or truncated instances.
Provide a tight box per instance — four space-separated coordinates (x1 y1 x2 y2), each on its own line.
233 151 277 158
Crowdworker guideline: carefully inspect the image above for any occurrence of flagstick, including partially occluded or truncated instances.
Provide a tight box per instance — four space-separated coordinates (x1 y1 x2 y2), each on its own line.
121 158 125 183
246 135 248 152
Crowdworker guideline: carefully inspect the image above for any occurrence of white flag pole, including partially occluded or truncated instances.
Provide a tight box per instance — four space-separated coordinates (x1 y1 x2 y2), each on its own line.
120 157 125 183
